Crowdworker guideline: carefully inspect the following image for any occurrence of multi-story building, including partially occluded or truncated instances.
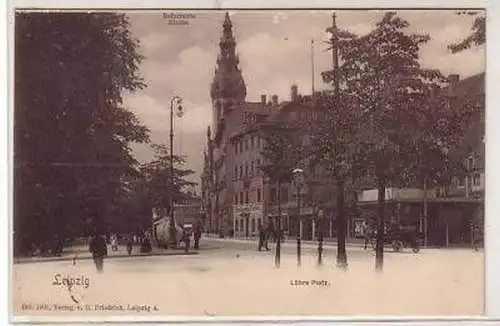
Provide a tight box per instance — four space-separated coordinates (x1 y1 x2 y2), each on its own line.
203 12 484 245
204 13 329 237
355 72 485 246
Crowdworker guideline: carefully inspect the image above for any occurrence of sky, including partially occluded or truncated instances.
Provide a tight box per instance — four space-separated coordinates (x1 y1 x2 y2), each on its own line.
124 9 486 188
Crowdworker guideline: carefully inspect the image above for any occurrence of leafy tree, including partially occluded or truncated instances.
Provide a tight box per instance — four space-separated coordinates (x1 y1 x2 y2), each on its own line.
14 13 149 254
141 144 197 215
308 91 360 269
448 11 485 53
259 124 302 268
314 20 366 269
112 172 152 235
324 12 459 271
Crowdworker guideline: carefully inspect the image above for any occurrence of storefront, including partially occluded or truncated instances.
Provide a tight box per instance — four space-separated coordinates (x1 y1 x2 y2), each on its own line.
233 203 264 237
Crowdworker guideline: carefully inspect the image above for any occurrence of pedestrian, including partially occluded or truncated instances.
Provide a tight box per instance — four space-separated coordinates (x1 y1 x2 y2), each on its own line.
263 225 271 251
126 235 133 256
257 222 265 251
182 229 191 253
89 233 107 273
194 222 202 250
111 234 118 252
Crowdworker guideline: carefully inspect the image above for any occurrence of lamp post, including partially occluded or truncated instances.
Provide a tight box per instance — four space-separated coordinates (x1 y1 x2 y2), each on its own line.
292 168 304 266
168 96 184 248
317 208 324 266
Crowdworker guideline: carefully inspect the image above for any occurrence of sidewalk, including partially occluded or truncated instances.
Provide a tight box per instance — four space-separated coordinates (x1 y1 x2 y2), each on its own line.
13 244 199 264
203 234 366 249
203 234 478 251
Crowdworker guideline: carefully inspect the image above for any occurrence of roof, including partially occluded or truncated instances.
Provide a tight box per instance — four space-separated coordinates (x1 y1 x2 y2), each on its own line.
450 72 485 99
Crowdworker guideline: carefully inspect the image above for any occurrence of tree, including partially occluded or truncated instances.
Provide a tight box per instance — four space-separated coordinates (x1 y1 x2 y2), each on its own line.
14 13 149 254
315 18 366 269
260 124 302 268
448 11 485 53
308 91 360 269
141 144 197 215
327 12 455 271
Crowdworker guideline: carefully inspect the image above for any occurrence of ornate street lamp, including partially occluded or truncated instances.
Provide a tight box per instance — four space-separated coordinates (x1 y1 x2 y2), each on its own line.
167 96 184 248
292 168 304 266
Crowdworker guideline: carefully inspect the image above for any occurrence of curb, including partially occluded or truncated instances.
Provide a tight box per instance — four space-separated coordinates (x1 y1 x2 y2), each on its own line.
13 251 199 265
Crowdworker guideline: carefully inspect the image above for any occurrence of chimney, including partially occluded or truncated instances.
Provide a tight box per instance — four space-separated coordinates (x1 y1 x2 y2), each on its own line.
448 74 460 88
291 85 298 102
261 94 267 105
272 95 278 106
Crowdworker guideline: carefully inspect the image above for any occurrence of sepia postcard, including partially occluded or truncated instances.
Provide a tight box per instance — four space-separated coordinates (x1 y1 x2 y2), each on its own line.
10 7 486 323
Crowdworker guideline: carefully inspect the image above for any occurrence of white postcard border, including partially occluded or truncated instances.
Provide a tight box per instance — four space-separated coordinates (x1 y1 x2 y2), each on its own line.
4 0 499 324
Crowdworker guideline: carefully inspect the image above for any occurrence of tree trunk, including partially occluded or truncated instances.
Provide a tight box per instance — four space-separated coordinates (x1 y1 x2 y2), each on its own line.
336 178 348 269
275 179 281 268
375 177 385 271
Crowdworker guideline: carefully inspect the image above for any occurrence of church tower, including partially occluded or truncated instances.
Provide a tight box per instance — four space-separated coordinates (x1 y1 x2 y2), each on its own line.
210 12 247 136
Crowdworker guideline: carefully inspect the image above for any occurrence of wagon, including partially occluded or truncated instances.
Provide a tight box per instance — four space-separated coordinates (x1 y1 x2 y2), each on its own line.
370 226 422 253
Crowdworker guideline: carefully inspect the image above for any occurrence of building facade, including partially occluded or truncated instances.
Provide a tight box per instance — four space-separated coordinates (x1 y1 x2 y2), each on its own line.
354 72 485 246
202 13 328 237
202 13 484 245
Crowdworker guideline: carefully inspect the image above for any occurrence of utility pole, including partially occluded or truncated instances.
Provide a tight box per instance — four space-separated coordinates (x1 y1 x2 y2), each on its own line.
331 12 347 269
311 39 315 95
331 14 339 100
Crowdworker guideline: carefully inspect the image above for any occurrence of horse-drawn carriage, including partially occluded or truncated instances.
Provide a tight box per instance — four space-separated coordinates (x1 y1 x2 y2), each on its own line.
369 225 422 253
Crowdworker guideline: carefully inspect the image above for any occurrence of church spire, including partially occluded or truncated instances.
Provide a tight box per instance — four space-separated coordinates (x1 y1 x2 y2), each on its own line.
210 12 246 104
217 12 238 72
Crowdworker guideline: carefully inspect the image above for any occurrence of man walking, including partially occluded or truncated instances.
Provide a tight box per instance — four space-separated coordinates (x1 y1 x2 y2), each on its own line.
126 235 133 256
263 224 271 251
193 221 202 250
257 221 265 251
89 233 107 273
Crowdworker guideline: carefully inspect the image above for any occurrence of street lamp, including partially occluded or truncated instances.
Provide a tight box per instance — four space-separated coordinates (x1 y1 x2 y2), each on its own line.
168 95 184 248
292 168 304 266
317 208 324 267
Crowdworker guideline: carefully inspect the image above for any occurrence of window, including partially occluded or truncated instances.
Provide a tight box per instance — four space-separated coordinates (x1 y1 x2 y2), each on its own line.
245 191 249 204
240 219 244 232
257 136 261 148
257 188 261 202
251 219 255 232
239 165 243 179
240 192 244 205
281 186 288 202
234 195 238 204
251 161 254 173
270 188 276 203
234 143 238 155
235 220 239 231
245 138 249 150
474 174 481 186
245 163 249 175
234 166 238 179
282 216 289 230
251 136 255 148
